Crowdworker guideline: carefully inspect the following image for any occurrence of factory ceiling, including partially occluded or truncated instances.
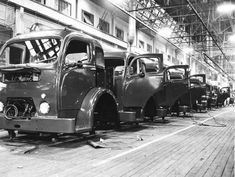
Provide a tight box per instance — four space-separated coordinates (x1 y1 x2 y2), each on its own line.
133 0 234 53
95 0 235 80
132 0 235 78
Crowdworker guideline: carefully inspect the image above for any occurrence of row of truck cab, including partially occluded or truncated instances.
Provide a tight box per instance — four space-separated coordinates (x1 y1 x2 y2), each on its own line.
0 29 230 138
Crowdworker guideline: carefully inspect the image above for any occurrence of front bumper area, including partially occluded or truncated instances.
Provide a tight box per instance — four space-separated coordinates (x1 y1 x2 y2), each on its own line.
0 114 76 133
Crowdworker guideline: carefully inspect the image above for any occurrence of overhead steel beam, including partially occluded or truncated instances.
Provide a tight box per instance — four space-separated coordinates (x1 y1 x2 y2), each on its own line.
176 21 202 25
203 53 234 81
162 13 197 18
186 0 232 68
173 40 213 44
128 4 186 12
168 34 208 39
129 1 220 12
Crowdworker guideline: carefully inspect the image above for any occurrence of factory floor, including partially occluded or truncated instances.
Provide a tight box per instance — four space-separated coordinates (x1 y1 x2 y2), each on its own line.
0 106 234 177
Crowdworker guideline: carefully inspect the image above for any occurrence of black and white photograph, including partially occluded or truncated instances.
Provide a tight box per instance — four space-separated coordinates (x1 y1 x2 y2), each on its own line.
0 0 234 176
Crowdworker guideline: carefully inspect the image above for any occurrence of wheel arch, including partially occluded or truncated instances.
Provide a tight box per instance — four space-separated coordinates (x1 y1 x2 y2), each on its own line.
143 96 157 118
76 87 118 129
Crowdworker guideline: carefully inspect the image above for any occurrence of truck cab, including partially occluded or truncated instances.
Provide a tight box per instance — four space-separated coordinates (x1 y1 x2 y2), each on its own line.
0 29 119 137
104 52 164 121
159 65 189 107
158 65 190 116
172 74 207 114
217 87 230 107
206 84 219 109
189 74 207 111
104 52 189 121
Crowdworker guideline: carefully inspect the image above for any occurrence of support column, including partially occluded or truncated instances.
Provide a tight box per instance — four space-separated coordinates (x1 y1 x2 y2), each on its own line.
111 14 115 36
128 0 136 52
15 7 24 35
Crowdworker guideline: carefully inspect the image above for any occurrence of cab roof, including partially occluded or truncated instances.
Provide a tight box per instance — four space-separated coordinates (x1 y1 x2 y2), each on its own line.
104 51 136 60
5 28 101 47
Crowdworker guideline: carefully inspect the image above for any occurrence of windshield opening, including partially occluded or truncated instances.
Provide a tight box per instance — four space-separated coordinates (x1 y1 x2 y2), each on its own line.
190 76 204 84
0 38 61 66
166 68 186 80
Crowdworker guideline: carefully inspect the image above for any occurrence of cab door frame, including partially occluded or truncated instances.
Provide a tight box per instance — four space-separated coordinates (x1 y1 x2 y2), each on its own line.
162 65 189 106
58 35 96 118
122 54 163 108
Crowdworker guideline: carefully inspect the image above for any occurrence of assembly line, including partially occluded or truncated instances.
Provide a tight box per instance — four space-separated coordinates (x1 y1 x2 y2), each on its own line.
0 0 234 177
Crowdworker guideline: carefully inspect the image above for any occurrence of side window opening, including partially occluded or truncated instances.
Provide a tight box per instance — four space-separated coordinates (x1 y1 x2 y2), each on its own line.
129 59 141 75
167 68 186 81
128 56 160 76
65 40 90 65
141 57 160 73
9 45 24 64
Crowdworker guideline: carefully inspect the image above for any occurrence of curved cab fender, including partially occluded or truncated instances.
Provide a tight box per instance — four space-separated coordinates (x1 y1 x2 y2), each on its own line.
75 87 117 131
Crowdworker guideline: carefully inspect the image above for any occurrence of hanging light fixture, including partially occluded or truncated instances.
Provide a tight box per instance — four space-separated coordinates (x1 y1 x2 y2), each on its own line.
183 46 194 54
228 33 235 43
217 2 235 14
158 27 173 38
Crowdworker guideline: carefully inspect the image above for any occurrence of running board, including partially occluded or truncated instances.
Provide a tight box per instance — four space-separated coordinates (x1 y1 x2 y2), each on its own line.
119 111 140 122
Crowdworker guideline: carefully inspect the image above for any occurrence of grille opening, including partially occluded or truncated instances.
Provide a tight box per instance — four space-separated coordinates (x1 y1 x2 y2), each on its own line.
5 97 36 119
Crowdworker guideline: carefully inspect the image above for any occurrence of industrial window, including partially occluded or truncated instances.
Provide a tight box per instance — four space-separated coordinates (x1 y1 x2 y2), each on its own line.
82 10 94 26
98 19 110 34
167 55 171 61
147 44 152 52
139 40 144 49
58 0 71 16
33 0 46 4
115 27 124 40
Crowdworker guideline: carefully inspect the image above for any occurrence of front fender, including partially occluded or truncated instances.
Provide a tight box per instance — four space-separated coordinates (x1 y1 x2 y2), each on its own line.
75 87 117 130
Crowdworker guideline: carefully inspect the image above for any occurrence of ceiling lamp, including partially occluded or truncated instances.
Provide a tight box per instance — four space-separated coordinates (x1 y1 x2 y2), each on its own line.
158 27 172 38
183 46 194 54
217 2 235 14
228 33 235 43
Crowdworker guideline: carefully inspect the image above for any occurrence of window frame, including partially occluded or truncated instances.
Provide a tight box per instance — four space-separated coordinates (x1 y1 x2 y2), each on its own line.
98 18 110 34
82 10 94 26
139 40 145 49
167 55 171 62
147 44 152 52
115 27 124 40
32 0 46 5
58 0 72 16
